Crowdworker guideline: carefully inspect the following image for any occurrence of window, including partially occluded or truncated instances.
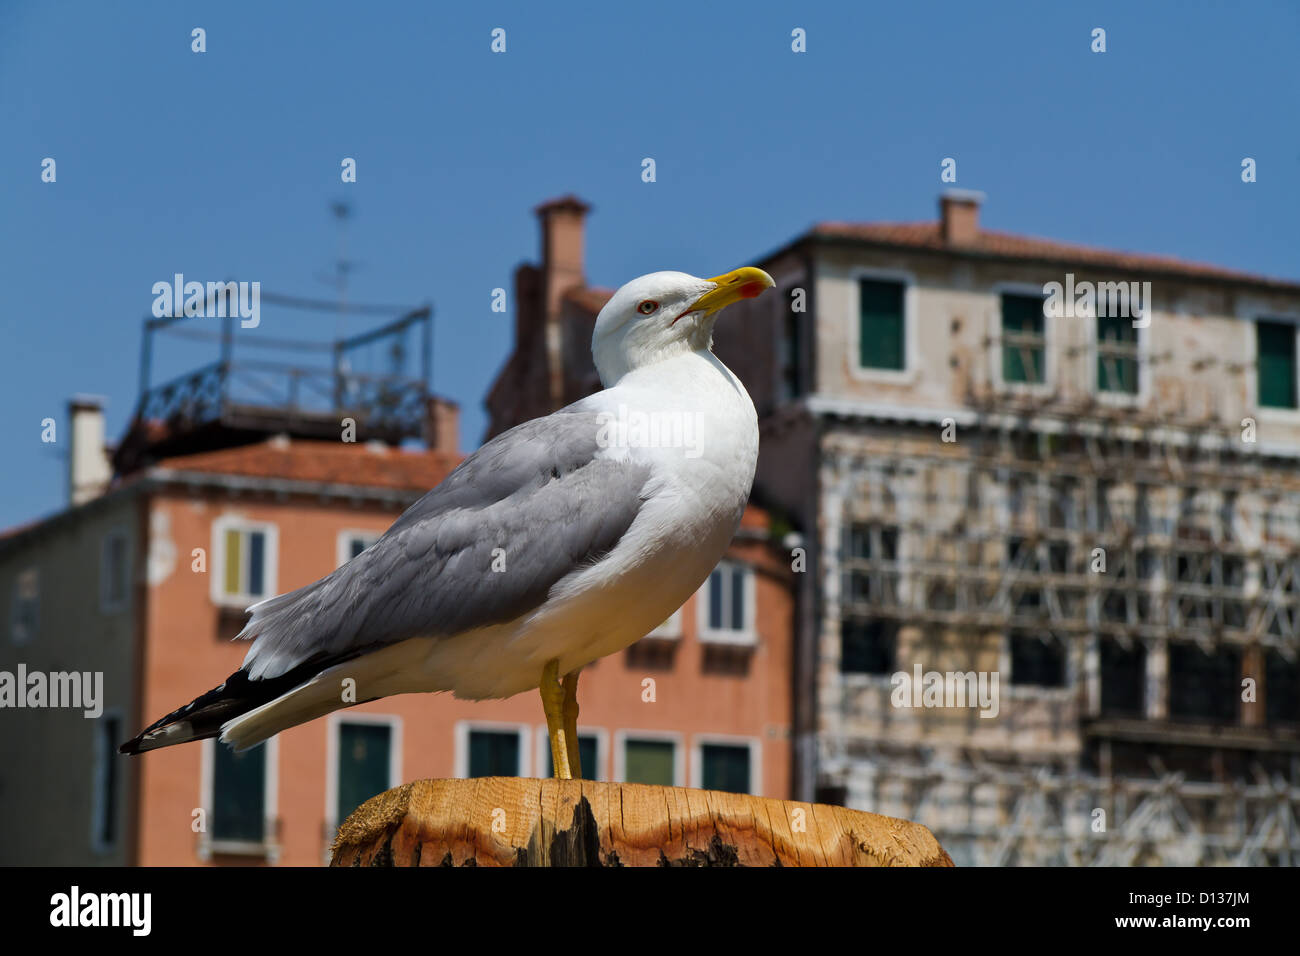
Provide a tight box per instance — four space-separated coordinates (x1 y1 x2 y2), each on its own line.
840 619 896 674
91 714 121 852
333 720 396 828
845 522 899 605
858 278 906 370
1001 293 1047 385
646 608 682 640
337 530 381 569
466 728 522 777
779 286 806 400
10 568 38 645
1265 650 1300 726
542 733 600 780
698 742 753 794
211 742 270 845
1099 639 1145 717
699 561 754 644
1257 319 1297 409
620 736 679 786
1168 643 1241 724
213 518 277 605
100 530 129 612
1009 631 1066 687
1097 314 1139 394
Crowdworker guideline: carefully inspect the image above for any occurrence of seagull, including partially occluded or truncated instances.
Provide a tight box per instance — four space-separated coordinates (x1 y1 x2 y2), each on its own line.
121 267 774 779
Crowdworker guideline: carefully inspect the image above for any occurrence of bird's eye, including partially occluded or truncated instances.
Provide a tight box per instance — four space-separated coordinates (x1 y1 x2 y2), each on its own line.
637 300 659 315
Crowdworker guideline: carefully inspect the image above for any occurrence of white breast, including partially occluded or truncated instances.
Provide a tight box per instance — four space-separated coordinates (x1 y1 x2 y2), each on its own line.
421 349 760 699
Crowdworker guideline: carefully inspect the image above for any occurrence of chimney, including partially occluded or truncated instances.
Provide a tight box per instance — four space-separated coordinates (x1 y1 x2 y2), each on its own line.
940 189 984 246
423 395 460 455
513 262 543 351
534 195 591 408
68 395 112 505
536 195 590 317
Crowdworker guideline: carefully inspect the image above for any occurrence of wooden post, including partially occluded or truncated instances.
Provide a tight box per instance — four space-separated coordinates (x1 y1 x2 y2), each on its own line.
330 778 953 867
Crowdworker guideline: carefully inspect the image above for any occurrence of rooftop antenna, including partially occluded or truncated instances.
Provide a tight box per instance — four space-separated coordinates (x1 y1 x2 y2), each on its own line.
313 197 351 335
317 200 354 393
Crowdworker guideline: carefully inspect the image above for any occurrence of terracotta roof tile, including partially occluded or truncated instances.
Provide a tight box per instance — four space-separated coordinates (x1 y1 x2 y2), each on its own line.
154 437 774 540
812 221 1300 290
155 437 461 493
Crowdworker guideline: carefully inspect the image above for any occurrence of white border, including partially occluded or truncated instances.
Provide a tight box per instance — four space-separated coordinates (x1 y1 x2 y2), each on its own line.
210 514 279 608
646 607 683 640
696 560 757 646
848 266 919 383
991 281 1055 396
1091 307 1150 407
532 725 610 780
335 529 382 569
1241 299 1300 424
89 708 123 854
453 720 532 778
198 735 280 862
612 729 685 786
690 733 763 796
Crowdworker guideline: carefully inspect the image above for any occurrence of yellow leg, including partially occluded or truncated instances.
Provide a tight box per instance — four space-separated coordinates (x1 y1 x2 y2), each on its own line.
540 659 571 780
562 669 581 779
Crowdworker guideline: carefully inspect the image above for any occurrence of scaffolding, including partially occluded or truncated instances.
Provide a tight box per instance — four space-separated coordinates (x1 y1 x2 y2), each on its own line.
816 304 1300 865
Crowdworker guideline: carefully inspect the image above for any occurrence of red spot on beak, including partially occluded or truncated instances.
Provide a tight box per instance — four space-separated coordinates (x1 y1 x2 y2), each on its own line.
737 281 765 299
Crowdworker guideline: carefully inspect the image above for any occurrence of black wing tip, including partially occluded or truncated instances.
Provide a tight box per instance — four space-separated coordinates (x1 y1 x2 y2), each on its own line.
117 668 253 756
117 654 358 757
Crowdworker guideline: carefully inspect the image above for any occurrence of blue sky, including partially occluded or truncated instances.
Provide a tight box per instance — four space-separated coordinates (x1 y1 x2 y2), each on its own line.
1 0 1297 529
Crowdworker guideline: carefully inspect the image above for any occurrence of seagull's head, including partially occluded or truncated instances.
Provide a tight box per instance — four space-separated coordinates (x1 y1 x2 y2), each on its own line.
592 267 775 385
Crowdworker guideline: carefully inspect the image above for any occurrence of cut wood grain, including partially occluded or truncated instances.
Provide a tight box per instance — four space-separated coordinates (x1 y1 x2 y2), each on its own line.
329 778 953 867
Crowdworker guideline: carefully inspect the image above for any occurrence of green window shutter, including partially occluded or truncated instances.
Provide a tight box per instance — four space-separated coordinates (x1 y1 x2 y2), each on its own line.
1257 320 1297 409
213 742 266 842
1097 315 1139 394
859 279 905 370
700 744 751 793
544 735 599 779
1001 294 1046 384
468 730 519 777
624 739 675 785
336 723 392 825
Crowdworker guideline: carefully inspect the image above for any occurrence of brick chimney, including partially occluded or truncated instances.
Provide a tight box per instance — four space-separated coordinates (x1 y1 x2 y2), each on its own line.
940 189 984 246
536 195 590 315
68 395 112 505
535 195 591 407
423 395 460 455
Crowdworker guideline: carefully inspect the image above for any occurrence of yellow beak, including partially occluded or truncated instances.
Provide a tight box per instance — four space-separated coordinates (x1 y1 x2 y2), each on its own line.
678 267 775 321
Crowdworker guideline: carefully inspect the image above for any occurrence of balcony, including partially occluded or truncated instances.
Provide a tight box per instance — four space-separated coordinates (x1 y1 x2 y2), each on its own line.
114 290 432 474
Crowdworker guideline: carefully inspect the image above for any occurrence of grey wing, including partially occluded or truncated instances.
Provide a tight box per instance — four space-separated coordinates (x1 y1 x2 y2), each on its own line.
237 408 652 681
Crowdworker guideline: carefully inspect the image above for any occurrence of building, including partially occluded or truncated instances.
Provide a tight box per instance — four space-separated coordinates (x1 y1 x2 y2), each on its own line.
489 190 1300 865
711 189 1300 865
0 290 794 866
